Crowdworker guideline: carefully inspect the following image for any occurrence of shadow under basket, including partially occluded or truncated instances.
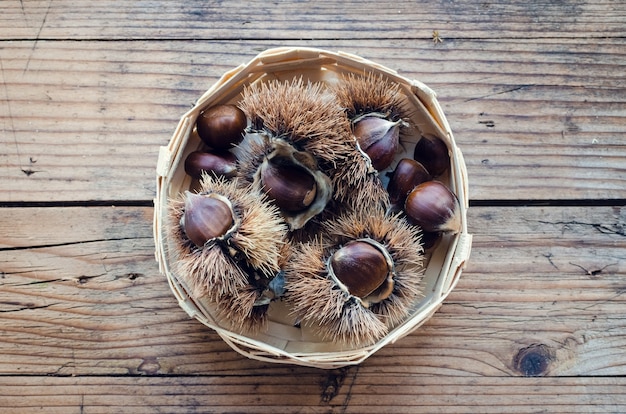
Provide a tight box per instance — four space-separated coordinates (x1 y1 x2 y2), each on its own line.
154 47 472 369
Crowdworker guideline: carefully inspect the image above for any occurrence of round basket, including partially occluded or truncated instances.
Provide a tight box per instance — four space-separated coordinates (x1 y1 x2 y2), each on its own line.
154 47 472 369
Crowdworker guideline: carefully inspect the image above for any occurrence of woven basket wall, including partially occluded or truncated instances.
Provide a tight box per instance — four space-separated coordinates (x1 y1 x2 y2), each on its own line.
154 47 472 369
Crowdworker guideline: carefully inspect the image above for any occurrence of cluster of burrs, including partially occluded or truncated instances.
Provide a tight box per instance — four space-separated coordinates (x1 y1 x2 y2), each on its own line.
167 74 460 346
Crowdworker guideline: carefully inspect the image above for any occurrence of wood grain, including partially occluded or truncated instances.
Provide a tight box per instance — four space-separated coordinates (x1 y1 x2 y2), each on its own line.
0 375 625 414
1 1 625 412
0 206 623 378
2 0 625 40
1 39 624 202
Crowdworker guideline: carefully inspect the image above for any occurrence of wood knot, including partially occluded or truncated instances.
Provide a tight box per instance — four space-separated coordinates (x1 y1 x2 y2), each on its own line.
137 357 161 375
513 344 552 377
320 367 349 403
126 272 142 280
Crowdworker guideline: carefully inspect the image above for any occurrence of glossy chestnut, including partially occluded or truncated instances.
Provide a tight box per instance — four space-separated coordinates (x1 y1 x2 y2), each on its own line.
413 134 449 177
260 162 317 213
196 104 247 150
354 116 402 171
387 158 431 206
329 239 394 300
184 150 237 179
404 181 461 233
181 192 235 247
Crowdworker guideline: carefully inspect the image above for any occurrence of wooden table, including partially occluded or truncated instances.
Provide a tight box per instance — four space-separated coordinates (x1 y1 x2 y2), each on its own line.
1 1 625 412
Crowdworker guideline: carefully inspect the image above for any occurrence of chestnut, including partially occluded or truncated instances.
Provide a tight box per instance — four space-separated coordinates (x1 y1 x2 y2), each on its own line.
196 104 247 150
184 150 237 179
404 181 461 233
387 158 431 206
353 116 402 171
260 161 317 213
328 239 394 300
421 231 442 250
247 139 333 230
413 134 449 177
181 191 235 247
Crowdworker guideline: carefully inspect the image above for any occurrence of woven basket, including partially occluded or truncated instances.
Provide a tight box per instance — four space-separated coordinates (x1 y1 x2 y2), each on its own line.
154 47 472 369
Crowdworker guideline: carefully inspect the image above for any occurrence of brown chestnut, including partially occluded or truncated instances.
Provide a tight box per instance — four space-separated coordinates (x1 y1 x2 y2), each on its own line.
184 150 237 179
404 181 461 233
260 161 317 213
421 231 442 250
181 192 234 248
329 240 393 299
413 134 449 177
354 116 402 171
196 104 247 150
387 158 431 206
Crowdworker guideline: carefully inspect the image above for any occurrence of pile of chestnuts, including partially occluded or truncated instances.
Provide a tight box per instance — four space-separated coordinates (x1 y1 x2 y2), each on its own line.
167 74 461 346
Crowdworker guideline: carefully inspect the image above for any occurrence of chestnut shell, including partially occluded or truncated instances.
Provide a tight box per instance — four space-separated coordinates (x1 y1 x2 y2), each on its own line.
184 150 237 179
387 158 431 206
330 240 391 299
182 192 235 247
404 181 461 233
413 134 449 177
196 104 247 150
261 162 317 212
354 117 401 171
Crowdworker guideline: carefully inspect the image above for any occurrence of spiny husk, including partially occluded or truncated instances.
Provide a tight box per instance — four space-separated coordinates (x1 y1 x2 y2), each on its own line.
167 175 288 300
284 202 425 346
332 157 390 211
285 239 388 346
332 72 411 123
239 77 355 173
322 203 425 327
215 286 270 334
233 132 273 187
214 237 293 334
330 73 414 198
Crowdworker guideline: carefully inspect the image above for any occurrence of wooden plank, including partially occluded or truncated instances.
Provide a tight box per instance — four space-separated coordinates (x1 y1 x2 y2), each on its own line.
0 375 625 414
0 205 624 377
1 0 625 40
1 39 624 202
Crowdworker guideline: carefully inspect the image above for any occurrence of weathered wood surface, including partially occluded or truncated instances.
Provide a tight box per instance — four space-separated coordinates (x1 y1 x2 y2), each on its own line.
1 376 625 414
2 0 625 40
1 0 625 412
1 38 625 202
0 207 626 384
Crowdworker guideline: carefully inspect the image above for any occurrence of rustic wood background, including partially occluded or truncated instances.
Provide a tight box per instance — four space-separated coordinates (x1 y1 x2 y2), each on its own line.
1 1 625 412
